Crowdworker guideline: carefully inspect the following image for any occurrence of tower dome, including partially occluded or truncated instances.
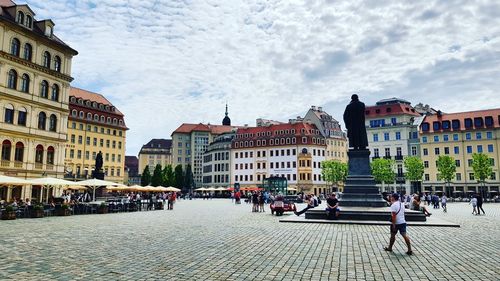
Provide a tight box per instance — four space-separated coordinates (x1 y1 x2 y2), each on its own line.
222 103 231 126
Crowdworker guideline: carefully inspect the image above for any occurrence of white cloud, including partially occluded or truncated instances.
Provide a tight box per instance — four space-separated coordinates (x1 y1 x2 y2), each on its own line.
25 0 500 155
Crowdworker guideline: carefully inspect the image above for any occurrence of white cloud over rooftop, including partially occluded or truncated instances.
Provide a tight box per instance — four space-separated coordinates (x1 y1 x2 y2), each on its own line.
25 0 500 154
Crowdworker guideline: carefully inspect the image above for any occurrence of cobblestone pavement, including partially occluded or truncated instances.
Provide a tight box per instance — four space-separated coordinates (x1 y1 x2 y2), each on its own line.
0 200 499 281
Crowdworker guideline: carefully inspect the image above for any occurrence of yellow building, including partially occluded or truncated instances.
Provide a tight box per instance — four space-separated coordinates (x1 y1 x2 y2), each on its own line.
64 87 127 183
138 139 172 175
0 1 77 202
420 109 500 196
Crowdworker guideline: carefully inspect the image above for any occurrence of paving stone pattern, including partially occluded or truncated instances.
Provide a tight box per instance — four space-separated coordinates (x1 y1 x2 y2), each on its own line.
0 201 499 281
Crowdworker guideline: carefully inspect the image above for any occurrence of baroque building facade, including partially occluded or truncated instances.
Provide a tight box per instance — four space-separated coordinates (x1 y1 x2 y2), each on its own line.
0 1 77 201
64 87 127 183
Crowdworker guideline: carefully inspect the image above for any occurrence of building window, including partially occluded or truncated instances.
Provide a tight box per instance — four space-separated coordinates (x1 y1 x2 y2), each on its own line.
477 145 483 153
434 136 439 142
43 51 51 68
7 69 18 89
455 160 460 167
1 140 12 161
373 134 379 142
374 148 379 157
20 74 30 93
464 118 473 128
23 43 32 61
51 84 59 101
434 148 440 155
47 146 55 164
17 107 27 126
49 114 57 132
26 15 32 28
14 142 24 162
488 144 494 153
411 146 417 156
442 121 451 130
424 161 429 168
38 112 47 130
444 147 449 155
467 146 472 154
476 132 482 140
421 123 430 132
384 132 390 141
423 148 428 156
422 136 427 143
35 145 44 163
466 133 471 140
4 104 14 124
395 132 401 140
454 146 459 154
10 38 20 57
39 80 49 98
17 11 24 24
54 56 62 72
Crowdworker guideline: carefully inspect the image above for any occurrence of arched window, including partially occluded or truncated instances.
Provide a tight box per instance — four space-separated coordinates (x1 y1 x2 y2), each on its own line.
26 15 32 28
71 110 77 117
47 146 55 164
20 74 30 93
113 118 117 124
35 145 44 163
107 117 111 124
40 80 49 98
14 142 24 162
54 56 61 72
17 11 24 24
7 69 17 89
79 111 84 118
49 114 57 132
23 43 32 61
87 113 92 120
100 115 105 122
10 38 20 57
1 140 11 161
43 51 51 68
38 112 47 130
17 107 27 126
4 104 14 124
51 84 59 101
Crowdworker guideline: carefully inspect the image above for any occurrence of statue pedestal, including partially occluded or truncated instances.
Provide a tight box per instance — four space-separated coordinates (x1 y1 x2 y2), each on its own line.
340 149 387 207
92 171 105 180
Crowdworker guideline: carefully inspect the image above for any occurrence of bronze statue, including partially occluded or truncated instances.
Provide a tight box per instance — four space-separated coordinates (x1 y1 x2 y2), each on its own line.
343 94 368 150
95 151 103 172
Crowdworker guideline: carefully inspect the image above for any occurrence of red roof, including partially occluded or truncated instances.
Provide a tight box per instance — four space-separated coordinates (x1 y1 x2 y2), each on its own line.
421 108 500 133
70 87 123 116
173 123 237 135
365 104 420 118
0 0 15 7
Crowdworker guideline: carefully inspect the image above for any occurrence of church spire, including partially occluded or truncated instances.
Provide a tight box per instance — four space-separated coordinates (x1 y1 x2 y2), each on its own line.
222 103 231 126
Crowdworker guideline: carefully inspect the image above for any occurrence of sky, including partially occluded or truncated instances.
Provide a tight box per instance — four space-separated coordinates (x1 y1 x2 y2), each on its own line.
24 0 500 155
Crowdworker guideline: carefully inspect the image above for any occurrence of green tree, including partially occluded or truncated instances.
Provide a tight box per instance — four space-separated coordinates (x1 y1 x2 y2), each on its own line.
371 158 396 192
184 164 194 193
174 164 184 189
162 165 175 187
436 155 456 197
151 164 163 186
404 156 424 194
140 165 151 186
321 160 348 192
471 153 493 199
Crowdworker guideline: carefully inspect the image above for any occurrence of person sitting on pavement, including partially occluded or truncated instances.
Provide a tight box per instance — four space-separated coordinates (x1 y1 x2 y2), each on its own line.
411 195 431 216
325 193 340 219
294 195 315 216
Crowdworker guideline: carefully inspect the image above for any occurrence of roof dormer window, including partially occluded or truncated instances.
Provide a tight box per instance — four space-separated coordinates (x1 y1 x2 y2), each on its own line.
26 15 32 28
17 11 24 24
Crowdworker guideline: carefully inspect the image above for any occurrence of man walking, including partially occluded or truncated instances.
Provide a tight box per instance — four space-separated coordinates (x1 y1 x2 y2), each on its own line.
384 193 413 255
476 194 485 215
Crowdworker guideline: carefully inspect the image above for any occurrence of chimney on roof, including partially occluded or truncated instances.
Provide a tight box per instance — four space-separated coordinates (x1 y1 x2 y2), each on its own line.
311 106 316 110
437 110 442 117
318 107 323 112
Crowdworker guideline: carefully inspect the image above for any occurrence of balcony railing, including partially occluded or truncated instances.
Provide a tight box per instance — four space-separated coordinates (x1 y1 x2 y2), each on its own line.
383 156 392 160
395 155 404 161
1 160 10 167
14 161 23 168
35 163 43 170
46 164 54 171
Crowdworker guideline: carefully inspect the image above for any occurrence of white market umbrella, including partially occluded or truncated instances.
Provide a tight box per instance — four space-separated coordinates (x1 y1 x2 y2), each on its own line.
0 175 30 185
216 187 227 192
165 186 181 192
195 187 206 192
77 178 121 201
28 177 79 202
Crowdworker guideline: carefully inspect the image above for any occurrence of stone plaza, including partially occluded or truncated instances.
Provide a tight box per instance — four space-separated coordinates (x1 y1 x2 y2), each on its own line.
0 200 499 281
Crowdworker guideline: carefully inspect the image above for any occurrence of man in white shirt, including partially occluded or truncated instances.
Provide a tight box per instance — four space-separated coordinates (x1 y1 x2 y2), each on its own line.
384 193 413 255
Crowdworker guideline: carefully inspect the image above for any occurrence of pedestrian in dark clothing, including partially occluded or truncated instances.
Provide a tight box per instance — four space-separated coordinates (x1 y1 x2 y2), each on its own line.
476 194 485 215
